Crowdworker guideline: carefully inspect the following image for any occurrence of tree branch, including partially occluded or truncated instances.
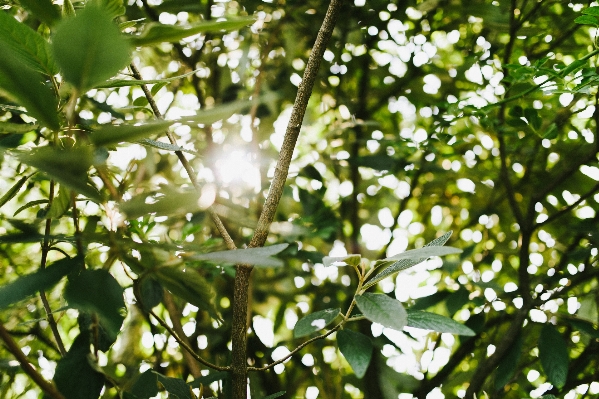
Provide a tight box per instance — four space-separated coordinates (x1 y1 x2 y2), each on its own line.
0 321 65 399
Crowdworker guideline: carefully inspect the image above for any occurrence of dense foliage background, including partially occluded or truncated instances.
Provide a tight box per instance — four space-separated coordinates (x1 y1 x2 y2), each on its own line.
1 0 599 398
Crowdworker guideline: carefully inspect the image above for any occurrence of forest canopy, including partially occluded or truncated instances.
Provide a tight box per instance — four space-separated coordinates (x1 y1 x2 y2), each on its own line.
1 0 599 398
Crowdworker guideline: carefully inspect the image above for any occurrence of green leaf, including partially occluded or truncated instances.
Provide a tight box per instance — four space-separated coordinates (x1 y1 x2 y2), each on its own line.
381 246 462 263
565 318 599 339
16 146 102 202
582 6 599 17
294 308 340 338
559 59 588 77
0 174 31 208
0 41 60 130
51 6 131 91
406 310 475 336
188 371 229 388
13 199 48 217
156 374 193 399
538 324 569 389
53 333 104 399
494 332 522 390
137 138 197 154
62 0 76 17
0 256 77 309
0 11 59 76
543 123 558 139
130 370 159 399
524 108 542 130
187 244 290 268
130 17 255 46
337 330 373 379
88 0 126 18
136 276 163 312
355 293 408 331
0 122 38 134
90 120 173 147
119 186 202 219
574 15 598 25
323 254 361 267
155 267 219 320
64 269 126 341
262 392 286 399
46 185 72 219
18 0 61 27
363 232 454 290
94 69 199 88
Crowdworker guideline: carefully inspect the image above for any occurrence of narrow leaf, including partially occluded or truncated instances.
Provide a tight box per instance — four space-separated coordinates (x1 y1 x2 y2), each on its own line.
187 244 290 268
119 187 202 219
382 246 462 262
262 392 285 399
364 232 454 290
0 11 59 76
13 199 48 217
0 122 38 134
138 138 197 154
130 17 255 46
64 269 126 341
406 310 475 336
0 256 77 309
0 174 31 208
337 330 373 379
53 333 104 399
52 6 131 91
566 318 599 339
355 293 407 331
538 324 569 389
294 308 340 338
90 120 173 146
94 69 199 88
323 254 361 267
0 41 60 130
46 185 72 219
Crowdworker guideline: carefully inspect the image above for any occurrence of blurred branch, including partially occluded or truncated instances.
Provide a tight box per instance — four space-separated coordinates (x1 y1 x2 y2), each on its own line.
129 63 237 251
0 321 66 399
535 181 599 229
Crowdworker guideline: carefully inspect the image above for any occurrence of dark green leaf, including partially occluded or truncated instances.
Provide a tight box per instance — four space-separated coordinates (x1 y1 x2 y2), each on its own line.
354 155 395 171
538 324 569 389
156 374 192 399
136 276 163 311
337 330 373 379
90 120 173 146
355 293 407 331
363 232 454 290
543 123 558 140
95 69 199 88
130 370 159 399
0 174 31 208
130 17 255 46
406 310 475 336
46 185 71 219
52 333 104 399
524 108 541 130
77 312 116 351
18 0 61 26
445 287 470 316
0 11 59 76
294 308 340 338
189 244 290 267
494 332 522 390
188 371 229 388
155 267 219 320
582 6 599 17
565 318 599 339
575 15 598 25
16 146 102 202
51 6 131 91
0 41 60 130
64 269 126 341
0 256 77 309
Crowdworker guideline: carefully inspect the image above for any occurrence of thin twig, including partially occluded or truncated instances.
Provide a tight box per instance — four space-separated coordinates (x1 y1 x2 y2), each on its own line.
129 63 237 251
535 182 599 229
39 180 66 356
0 321 66 399
148 309 228 371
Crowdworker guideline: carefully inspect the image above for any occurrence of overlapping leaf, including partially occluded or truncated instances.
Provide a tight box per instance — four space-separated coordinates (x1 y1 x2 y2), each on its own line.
355 293 407 332
293 308 340 338
406 310 475 336
337 330 373 378
187 244 289 268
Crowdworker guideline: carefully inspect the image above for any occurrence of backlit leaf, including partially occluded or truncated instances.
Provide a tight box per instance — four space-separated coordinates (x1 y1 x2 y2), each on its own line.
130 17 255 46
337 330 373 379
187 244 290 268
18 0 61 27
52 6 131 91
90 120 173 147
0 174 31 208
355 293 407 331
95 69 199 88
294 308 340 338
